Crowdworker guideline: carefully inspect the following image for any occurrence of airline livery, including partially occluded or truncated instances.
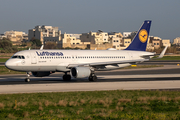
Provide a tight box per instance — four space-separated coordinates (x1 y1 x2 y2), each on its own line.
5 20 167 82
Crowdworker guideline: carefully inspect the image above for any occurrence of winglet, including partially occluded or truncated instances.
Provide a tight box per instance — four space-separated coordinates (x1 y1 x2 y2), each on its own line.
156 45 168 59
40 44 44 50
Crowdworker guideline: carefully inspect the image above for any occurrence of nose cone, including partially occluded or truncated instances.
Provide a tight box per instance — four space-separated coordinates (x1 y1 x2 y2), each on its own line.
5 59 13 70
5 59 24 71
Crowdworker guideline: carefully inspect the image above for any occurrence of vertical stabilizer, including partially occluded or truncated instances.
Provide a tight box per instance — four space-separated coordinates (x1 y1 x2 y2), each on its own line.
125 20 151 51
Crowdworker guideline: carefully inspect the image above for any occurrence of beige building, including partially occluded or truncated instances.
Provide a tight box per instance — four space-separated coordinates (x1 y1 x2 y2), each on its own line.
146 43 154 51
108 32 123 50
173 37 180 45
61 33 86 48
80 31 108 45
152 39 162 49
123 38 131 49
28 25 61 43
162 39 171 47
3 31 28 45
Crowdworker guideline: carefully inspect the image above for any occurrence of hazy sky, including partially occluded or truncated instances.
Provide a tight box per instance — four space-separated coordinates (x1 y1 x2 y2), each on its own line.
0 0 179 41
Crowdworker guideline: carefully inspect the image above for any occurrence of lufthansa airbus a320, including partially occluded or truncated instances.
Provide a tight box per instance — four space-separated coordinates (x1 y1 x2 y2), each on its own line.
5 20 168 82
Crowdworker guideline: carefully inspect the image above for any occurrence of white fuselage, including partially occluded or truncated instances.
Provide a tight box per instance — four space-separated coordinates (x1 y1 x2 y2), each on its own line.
5 49 154 72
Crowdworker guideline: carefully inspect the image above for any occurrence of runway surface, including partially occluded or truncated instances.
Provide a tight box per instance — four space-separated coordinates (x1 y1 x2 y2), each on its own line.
0 65 180 94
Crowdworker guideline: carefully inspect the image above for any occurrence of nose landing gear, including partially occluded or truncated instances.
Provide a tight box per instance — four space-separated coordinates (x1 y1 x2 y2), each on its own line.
25 72 31 82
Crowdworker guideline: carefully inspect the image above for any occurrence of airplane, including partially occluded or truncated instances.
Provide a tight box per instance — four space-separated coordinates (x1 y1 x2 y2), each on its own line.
5 20 168 82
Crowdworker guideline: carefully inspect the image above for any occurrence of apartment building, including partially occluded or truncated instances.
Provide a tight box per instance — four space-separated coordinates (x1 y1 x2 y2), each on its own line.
162 39 171 47
123 38 131 48
152 39 162 49
108 32 123 50
3 31 28 45
60 33 84 48
173 37 180 45
80 31 108 45
28 25 61 43
123 32 131 38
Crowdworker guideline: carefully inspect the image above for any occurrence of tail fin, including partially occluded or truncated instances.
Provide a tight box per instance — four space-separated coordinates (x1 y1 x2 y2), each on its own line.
125 20 151 51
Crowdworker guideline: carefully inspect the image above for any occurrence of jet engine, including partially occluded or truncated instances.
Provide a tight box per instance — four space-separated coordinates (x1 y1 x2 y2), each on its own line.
70 67 91 78
32 72 51 77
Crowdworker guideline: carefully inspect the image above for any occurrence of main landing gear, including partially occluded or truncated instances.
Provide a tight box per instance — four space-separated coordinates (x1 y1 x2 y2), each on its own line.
88 73 97 82
25 72 31 82
63 72 71 81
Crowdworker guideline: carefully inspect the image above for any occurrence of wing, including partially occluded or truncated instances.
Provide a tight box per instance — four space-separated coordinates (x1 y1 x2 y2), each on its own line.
67 59 149 68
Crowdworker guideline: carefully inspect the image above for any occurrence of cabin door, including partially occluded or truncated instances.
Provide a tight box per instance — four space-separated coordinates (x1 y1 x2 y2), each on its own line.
128 53 134 60
30 52 37 64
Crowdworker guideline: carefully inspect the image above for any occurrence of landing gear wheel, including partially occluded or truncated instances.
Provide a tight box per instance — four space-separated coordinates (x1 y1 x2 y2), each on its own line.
89 74 97 82
25 78 30 82
63 75 71 81
25 72 31 82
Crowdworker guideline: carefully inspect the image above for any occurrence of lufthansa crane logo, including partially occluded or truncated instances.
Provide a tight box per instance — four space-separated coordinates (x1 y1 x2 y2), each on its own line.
139 29 148 43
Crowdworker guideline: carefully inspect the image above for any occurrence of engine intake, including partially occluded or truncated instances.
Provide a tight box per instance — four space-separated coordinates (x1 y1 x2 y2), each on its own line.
71 67 91 78
32 72 51 77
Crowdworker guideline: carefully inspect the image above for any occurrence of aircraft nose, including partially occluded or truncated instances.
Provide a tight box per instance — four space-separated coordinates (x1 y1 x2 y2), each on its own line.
5 59 18 70
5 60 13 70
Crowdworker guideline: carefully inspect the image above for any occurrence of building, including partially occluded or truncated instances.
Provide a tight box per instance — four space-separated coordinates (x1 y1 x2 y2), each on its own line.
3 31 28 45
123 38 131 48
0 34 6 39
28 25 61 43
162 39 171 47
173 37 180 45
123 32 131 38
80 31 108 45
152 39 162 49
108 32 123 50
60 33 83 48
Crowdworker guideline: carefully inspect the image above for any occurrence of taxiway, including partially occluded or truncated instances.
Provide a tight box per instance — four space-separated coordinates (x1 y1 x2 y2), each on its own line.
0 65 180 94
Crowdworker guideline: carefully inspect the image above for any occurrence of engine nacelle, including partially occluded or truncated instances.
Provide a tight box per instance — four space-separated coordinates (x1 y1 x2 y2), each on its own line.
70 67 91 78
32 72 51 77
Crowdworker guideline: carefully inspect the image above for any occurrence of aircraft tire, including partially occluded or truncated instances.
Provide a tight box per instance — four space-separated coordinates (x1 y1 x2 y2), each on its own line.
25 78 30 82
63 75 71 81
89 75 97 82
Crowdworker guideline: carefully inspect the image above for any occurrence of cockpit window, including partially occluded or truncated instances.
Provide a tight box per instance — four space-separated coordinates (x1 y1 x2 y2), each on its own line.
12 56 18 58
12 55 25 59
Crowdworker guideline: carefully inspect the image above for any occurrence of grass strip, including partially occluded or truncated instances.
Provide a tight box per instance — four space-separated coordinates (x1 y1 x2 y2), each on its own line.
0 90 180 119
0 58 8 63
0 66 25 74
154 56 180 60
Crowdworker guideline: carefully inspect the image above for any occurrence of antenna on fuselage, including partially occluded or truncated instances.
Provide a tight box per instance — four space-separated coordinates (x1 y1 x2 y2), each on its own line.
40 44 44 50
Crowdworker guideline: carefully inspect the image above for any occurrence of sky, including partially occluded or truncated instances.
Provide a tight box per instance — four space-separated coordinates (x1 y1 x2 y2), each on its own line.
0 0 179 42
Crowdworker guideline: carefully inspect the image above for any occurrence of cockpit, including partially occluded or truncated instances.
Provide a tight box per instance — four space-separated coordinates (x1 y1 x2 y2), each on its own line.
12 55 25 59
